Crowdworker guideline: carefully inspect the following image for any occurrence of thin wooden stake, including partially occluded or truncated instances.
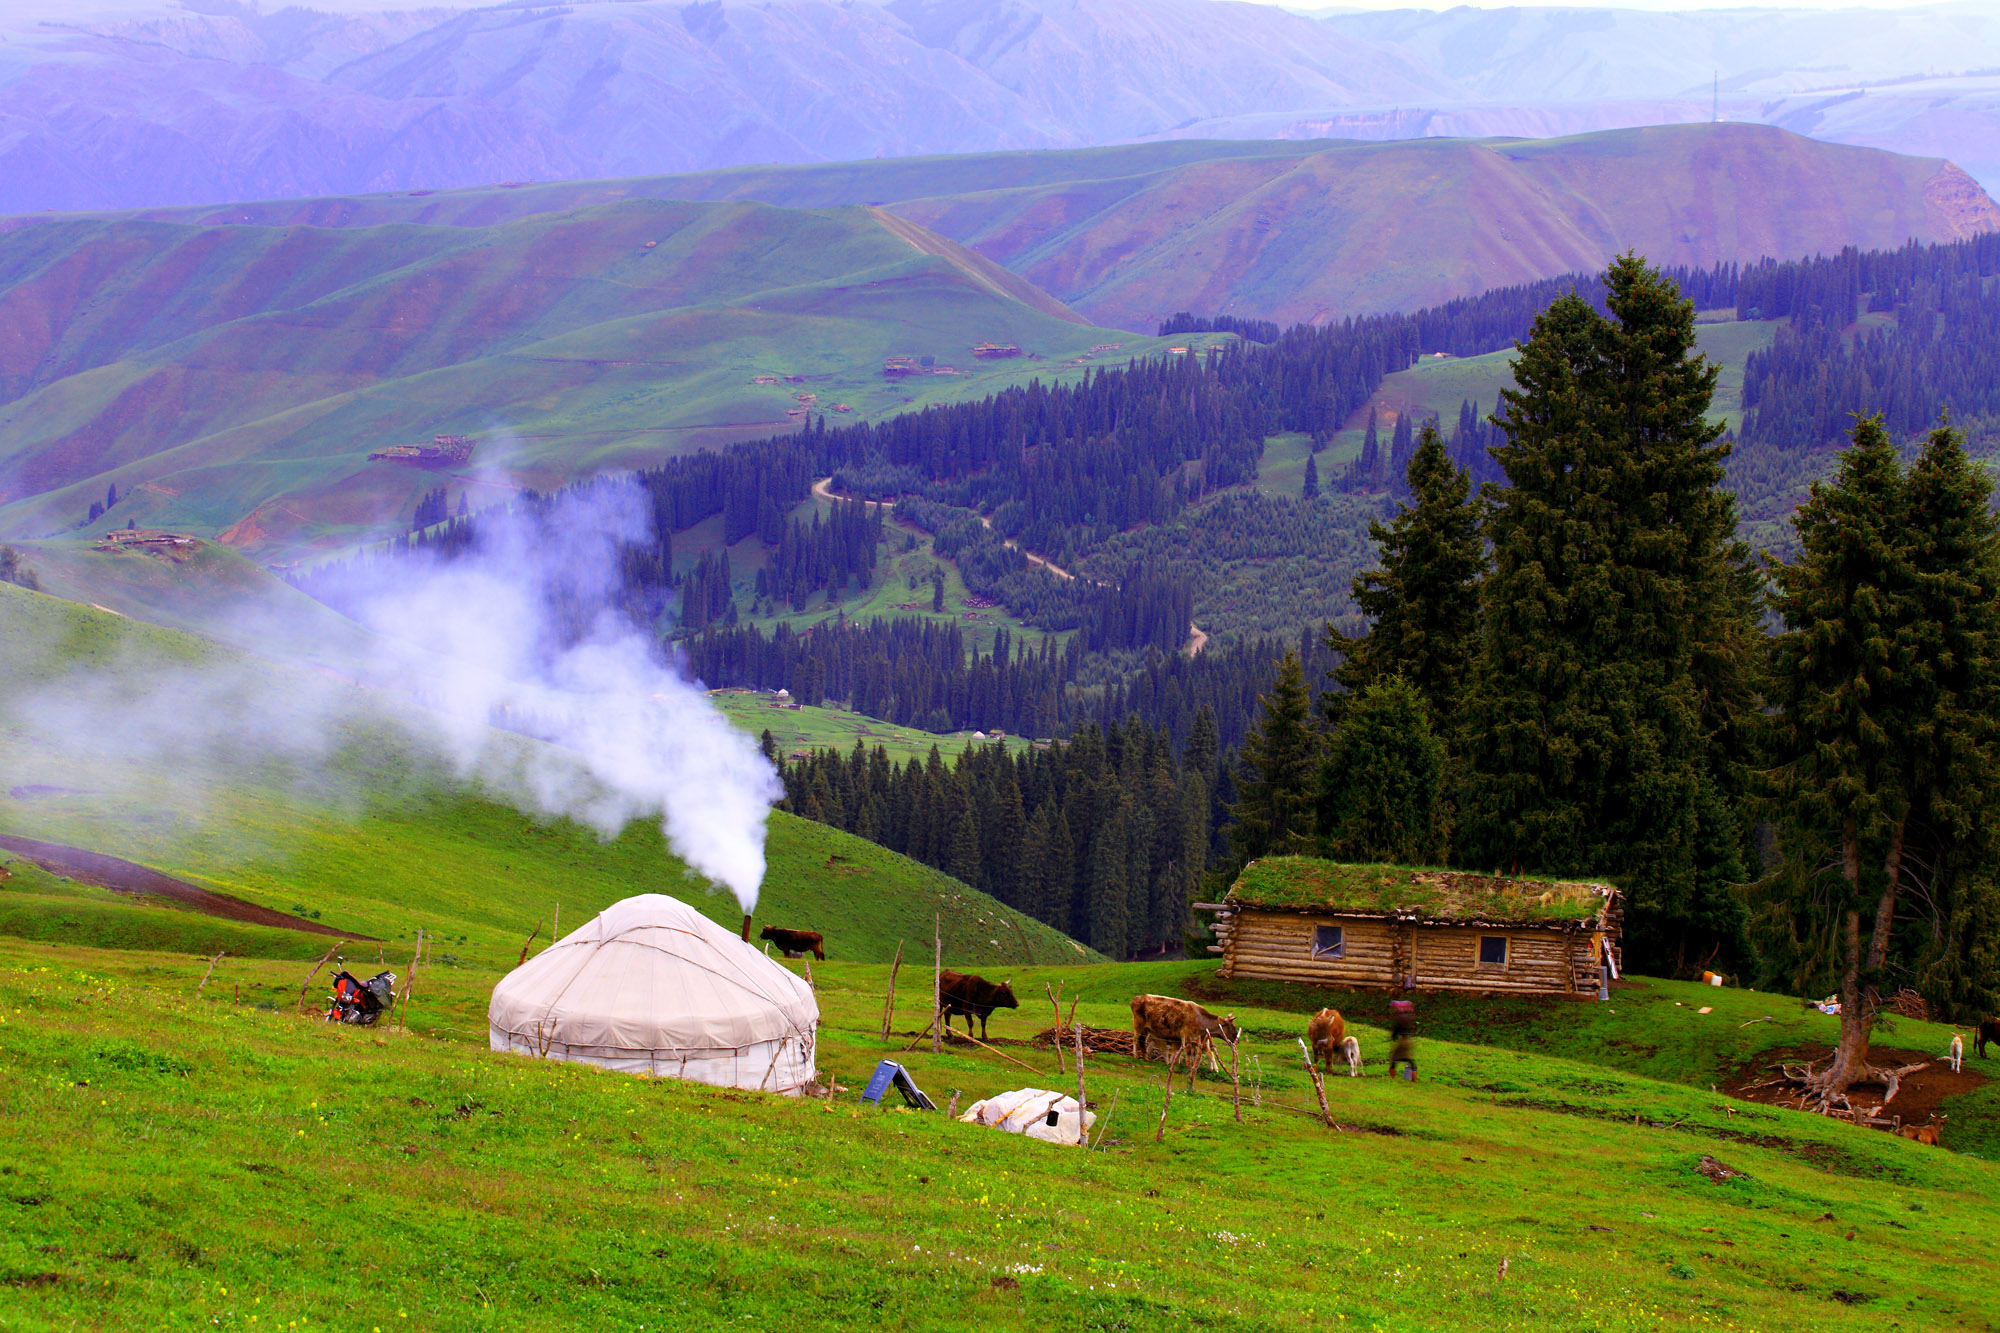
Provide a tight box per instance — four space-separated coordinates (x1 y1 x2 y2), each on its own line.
550 903 560 948
1155 1046 1180 1144
950 1027 1049 1076
931 913 943 1056
196 949 225 995
881 939 905 1039
396 929 424 1032
1229 1037 1243 1124
946 1090 961 1119
513 921 543 970
1046 981 1067 1076
1297 1037 1333 1129
1071 997 1087 1147
1088 1090 1120 1151
803 957 815 993
295 939 348 1014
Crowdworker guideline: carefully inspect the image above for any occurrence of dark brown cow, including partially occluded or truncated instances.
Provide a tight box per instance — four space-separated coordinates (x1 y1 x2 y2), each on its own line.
1308 1007 1362 1078
759 926 824 960
1130 994 1238 1089
1977 1018 2000 1059
939 969 1018 1039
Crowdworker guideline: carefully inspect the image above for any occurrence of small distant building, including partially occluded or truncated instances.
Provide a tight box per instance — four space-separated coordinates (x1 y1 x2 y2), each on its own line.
883 357 917 377
1199 859 1620 998
972 343 1022 359
368 434 474 469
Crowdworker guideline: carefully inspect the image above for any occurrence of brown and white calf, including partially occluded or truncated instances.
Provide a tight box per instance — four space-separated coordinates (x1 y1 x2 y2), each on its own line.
1308 1008 1362 1077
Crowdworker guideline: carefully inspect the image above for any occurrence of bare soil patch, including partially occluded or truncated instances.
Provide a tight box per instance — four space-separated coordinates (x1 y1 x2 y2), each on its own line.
1724 1042 1986 1135
0 834 370 939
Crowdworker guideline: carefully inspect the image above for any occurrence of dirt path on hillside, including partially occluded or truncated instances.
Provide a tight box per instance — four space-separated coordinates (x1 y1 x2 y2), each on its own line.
0 833 371 939
1186 622 1208 656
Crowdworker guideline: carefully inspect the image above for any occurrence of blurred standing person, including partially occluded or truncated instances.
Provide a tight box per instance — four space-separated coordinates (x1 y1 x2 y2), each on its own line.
1388 999 1417 1081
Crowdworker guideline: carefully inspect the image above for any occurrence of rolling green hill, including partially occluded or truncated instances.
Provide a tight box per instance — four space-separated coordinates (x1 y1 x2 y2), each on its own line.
0 582 1089 968
0 199 1169 562
6 939 1996 1331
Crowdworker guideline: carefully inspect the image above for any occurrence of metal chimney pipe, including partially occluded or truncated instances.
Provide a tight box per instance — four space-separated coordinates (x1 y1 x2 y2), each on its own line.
741 913 753 942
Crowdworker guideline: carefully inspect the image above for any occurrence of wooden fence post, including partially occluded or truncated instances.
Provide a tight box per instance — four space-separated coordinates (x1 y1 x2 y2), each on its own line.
294 940 348 1015
195 950 225 996
1229 1037 1242 1124
1071 997 1087 1147
881 939 904 1039
1155 1046 1181 1144
931 914 942 1056
1047 981 1067 1075
396 929 424 1032
1296 1037 1334 1129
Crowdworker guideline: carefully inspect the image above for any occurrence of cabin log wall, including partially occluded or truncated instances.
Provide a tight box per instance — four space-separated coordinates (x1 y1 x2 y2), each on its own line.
1222 909 1609 996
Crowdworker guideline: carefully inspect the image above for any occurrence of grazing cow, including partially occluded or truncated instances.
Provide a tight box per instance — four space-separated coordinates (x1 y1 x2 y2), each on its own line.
938 969 1018 1040
1977 1019 2000 1059
1308 1008 1362 1078
1949 1033 1964 1074
1898 1123 1941 1146
1130 994 1239 1089
759 926 825 960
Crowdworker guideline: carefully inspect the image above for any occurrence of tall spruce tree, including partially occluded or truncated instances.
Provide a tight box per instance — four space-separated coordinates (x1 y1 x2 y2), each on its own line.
1457 255 1758 971
1317 676 1447 864
1766 416 2000 1095
1217 650 1320 884
1327 421 1485 724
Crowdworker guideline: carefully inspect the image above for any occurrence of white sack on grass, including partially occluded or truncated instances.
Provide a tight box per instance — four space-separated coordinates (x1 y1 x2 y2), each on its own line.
960 1088 1096 1144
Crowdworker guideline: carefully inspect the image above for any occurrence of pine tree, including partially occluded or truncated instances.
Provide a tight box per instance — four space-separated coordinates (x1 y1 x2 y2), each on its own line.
1767 416 2000 1094
1301 452 1320 501
1327 421 1485 724
1457 256 1755 972
1219 650 1320 881
1317 676 1446 864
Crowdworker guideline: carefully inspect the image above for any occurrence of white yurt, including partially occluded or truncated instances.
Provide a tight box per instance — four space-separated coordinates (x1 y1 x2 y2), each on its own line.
488 894 819 1094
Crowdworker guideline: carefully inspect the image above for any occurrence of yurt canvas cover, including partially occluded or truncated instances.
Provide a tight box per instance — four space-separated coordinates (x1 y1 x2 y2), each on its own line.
489 894 818 1093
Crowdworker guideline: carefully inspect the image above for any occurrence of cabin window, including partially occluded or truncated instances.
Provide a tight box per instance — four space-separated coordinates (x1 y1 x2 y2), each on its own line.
1312 925 1345 960
1478 935 1509 967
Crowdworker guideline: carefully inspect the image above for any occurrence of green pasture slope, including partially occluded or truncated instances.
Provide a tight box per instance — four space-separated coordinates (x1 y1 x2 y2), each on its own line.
4 946 1998 1331
6 588 2000 1329
0 583 1083 970
708 690 1031 766
0 200 1182 563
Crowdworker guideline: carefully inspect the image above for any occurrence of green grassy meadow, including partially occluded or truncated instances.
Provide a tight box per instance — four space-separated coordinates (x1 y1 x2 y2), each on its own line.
0 201 1190 563
4 941 1996 1332
0 583 1081 971
708 691 1031 766
6 566 2000 1331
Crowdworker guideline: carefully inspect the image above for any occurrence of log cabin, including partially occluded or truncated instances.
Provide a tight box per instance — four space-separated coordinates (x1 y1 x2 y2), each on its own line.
1199 858 1621 999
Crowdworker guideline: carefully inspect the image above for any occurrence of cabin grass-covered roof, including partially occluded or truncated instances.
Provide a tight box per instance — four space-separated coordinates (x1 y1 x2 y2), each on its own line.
1226 858 1614 926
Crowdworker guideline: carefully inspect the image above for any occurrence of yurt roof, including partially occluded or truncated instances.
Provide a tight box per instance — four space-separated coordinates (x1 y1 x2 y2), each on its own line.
489 894 816 1057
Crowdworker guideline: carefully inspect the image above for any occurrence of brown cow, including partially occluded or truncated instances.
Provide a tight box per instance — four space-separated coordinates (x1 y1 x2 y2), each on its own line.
1898 1123 1941 1146
1130 994 1238 1090
759 926 824 960
1976 1018 2000 1059
938 970 1018 1040
1308 1008 1362 1078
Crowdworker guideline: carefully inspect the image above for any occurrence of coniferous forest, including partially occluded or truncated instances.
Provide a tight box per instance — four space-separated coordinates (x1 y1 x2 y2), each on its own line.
290 238 2000 1067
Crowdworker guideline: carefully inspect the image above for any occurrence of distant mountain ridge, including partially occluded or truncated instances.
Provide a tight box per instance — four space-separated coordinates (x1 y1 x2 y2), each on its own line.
4 0 2000 215
76 124 1997 326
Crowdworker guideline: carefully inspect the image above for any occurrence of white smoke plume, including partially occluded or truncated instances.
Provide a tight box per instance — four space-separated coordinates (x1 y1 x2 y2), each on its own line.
344 476 784 909
6 474 784 913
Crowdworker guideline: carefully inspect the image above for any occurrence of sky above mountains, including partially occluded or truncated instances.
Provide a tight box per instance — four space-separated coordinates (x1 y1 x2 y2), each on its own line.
1 0 1996 213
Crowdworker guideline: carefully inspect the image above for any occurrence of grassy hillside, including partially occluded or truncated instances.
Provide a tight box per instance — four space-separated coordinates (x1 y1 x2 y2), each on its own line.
0 199 1175 563
0 582 1087 969
709 691 1032 766
6 940 1996 1330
